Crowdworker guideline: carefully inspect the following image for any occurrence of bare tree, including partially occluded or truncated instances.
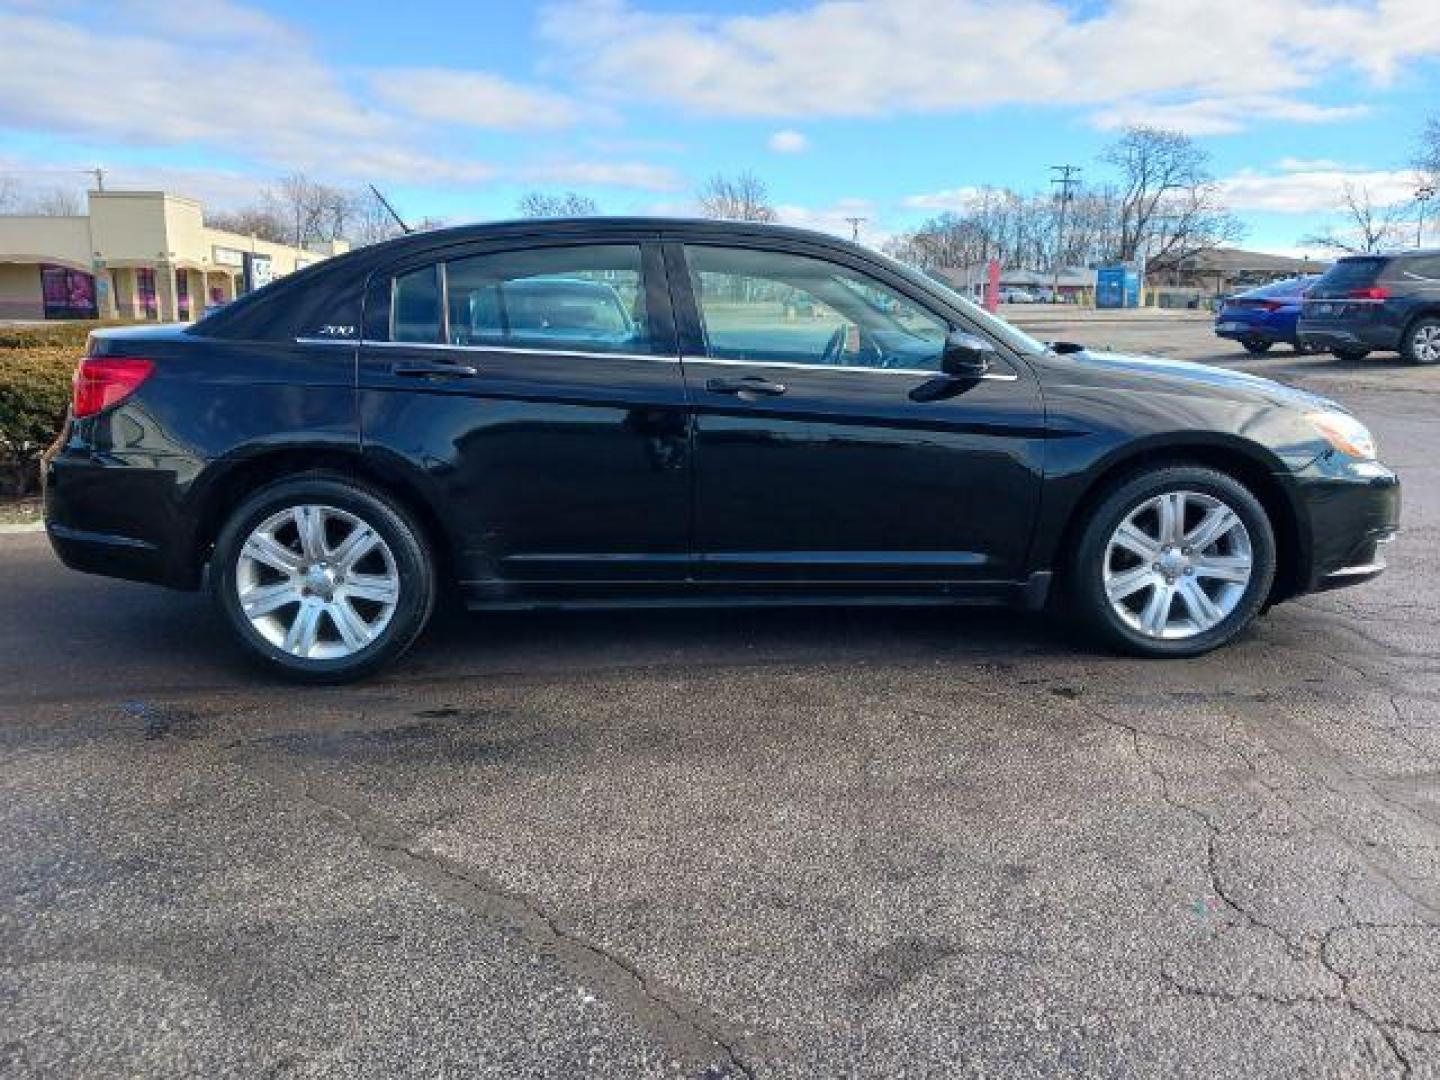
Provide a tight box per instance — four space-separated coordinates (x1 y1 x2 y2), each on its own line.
1417 117 1440 182
696 171 777 222
24 186 82 216
1101 126 1242 269
0 175 19 211
1299 182 1409 254
257 173 352 248
517 190 599 218
206 204 290 243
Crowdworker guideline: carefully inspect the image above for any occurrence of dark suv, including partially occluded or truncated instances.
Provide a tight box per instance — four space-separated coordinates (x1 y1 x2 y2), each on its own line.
44 218 1399 680
1298 250 1440 363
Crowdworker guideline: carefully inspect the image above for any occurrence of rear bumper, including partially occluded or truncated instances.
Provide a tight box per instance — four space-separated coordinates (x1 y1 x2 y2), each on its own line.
1297 318 1402 353
43 442 199 589
1214 318 1294 344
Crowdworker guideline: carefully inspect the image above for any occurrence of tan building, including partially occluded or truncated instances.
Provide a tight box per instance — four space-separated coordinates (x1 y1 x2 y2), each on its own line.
0 189 347 321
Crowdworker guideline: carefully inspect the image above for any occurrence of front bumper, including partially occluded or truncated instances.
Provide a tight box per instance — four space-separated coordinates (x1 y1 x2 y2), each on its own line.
1289 456 1400 595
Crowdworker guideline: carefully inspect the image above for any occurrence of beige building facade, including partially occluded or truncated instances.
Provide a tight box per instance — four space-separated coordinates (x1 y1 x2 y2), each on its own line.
0 190 347 321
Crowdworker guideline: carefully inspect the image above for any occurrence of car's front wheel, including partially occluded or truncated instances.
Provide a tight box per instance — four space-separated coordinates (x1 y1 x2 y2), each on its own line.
1401 317 1440 365
1070 466 1276 658
211 475 436 682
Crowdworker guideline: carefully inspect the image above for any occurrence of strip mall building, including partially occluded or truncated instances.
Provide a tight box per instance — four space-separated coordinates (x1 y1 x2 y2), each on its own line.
0 190 347 321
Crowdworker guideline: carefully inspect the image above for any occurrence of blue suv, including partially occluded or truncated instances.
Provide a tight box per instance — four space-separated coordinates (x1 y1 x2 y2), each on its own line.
1214 276 1319 354
1298 251 1440 364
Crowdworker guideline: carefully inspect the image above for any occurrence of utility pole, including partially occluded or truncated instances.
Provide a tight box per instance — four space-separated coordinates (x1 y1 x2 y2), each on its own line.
84 167 104 192
1050 164 1081 304
844 216 867 243
1417 185 1435 249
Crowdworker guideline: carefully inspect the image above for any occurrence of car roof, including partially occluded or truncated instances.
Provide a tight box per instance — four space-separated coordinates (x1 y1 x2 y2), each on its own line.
196 217 924 342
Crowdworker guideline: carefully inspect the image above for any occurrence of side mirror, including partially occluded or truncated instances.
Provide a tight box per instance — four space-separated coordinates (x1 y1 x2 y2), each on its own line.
941 329 995 379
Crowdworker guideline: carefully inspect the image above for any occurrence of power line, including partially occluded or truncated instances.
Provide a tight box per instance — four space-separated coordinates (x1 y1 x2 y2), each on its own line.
1050 164 1081 304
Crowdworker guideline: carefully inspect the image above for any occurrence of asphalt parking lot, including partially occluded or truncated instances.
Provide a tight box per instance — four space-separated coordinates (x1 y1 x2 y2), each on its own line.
2 312 1438 1078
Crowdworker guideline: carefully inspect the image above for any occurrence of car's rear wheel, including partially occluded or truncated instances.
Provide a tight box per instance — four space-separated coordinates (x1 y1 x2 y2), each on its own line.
1331 347 1371 362
211 475 435 682
1241 336 1272 355
1070 466 1276 658
1401 317 1440 365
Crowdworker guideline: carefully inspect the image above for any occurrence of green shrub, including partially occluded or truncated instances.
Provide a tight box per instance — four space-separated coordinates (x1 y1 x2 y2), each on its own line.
0 349 75 497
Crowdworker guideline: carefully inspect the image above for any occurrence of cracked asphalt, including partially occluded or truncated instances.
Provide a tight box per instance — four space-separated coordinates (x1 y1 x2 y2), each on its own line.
2 314 1438 1078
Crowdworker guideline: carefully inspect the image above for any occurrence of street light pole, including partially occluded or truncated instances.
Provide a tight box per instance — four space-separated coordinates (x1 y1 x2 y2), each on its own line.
1417 185 1436 249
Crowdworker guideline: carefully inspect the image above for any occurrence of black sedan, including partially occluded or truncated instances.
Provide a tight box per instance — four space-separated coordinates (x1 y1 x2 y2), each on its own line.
44 218 1400 680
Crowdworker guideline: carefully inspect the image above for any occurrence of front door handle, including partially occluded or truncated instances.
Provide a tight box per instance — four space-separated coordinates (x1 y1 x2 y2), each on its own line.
705 376 787 397
391 360 478 378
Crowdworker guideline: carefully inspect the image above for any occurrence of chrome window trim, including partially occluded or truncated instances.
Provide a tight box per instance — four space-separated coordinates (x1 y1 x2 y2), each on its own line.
680 355 1020 381
294 336 679 363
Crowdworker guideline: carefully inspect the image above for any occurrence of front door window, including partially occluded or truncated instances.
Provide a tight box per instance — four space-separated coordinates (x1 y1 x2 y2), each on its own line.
685 245 947 370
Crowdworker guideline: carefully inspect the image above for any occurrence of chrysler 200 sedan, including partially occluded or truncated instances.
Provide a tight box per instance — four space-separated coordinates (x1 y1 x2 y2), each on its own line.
44 219 1400 681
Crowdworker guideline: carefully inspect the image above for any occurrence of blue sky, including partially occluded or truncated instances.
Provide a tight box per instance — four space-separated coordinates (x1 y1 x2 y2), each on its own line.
1 0 1437 256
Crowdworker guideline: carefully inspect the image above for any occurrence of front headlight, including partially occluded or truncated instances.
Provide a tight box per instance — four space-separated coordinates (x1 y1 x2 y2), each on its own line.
1307 410 1377 460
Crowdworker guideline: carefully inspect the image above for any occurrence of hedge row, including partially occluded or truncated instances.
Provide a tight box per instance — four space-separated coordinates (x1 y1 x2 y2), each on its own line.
0 325 99 497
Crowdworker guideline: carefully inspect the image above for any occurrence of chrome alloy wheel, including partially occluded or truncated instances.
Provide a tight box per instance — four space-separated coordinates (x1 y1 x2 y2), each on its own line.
235 504 399 659
1102 490 1254 641
1413 323 1440 364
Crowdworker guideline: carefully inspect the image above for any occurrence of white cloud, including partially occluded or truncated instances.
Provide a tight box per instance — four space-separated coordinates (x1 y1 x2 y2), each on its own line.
902 187 982 212
774 197 891 247
1090 95 1370 136
768 129 810 153
541 0 1440 132
519 161 683 190
1218 163 1422 213
369 69 583 131
0 5 671 197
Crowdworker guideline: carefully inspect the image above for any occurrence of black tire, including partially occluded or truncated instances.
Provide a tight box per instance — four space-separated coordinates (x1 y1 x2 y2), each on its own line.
211 473 436 682
1068 465 1276 659
1331 347 1371 362
1241 337 1272 355
1400 316 1440 365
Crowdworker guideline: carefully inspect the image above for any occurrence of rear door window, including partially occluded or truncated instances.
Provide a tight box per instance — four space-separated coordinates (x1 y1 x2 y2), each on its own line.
445 245 652 355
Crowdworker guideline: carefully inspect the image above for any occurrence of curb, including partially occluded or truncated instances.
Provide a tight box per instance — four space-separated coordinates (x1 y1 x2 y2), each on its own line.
0 522 44 535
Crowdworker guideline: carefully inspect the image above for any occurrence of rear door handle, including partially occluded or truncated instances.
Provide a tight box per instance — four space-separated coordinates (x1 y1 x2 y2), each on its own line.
705 376 787 397
391 360 478 378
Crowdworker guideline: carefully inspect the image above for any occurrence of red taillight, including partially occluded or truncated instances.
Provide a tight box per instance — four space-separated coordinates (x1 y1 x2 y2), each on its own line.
73 357 154 418
1346 286 1390 300
1259 300 1285 312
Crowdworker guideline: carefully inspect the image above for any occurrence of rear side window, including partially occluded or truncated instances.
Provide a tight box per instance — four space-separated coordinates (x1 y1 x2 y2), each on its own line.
1316 258 1387 290
1397 257 1440 281
385 245 652 354
392 265 442 343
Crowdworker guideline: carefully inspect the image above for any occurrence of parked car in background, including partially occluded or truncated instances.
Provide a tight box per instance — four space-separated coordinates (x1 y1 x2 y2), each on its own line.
44 218 1399 680
1001 287 1040 303
1298 251 1440 363
1213 276 1319 355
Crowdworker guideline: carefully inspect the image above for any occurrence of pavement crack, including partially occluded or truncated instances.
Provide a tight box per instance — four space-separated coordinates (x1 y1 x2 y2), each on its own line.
240 751 756 1079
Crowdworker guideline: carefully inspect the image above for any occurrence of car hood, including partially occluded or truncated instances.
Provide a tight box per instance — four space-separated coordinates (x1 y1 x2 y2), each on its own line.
1040 347 1343 414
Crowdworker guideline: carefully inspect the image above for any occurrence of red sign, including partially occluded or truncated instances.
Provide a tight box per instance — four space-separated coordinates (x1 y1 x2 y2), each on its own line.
985 260 1001 313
